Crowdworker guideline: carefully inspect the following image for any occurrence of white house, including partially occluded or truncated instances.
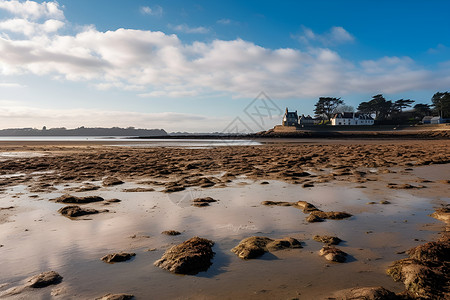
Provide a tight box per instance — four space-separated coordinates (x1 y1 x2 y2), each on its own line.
431 116 445 124
331 112 374 126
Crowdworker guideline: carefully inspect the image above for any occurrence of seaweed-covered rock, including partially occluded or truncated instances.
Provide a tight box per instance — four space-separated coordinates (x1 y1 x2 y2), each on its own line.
295 201 320 213
122 187 155 192
192 197 217 207
162 230 181 236
154 237 214 274
331 286 398 300
313 235 342 245
387 233 449 299
58 205 105 218
101 252 136 263
27 271 62 288
52 194 104 204
95 294 134 300
310 210 352 220
319 246 348 262
231 236 273 259
430 207 450 224
163 185 185 193
102 177 124 186
307 214 324 223
231 236 302 259
267 237 302 251
261 201 294 207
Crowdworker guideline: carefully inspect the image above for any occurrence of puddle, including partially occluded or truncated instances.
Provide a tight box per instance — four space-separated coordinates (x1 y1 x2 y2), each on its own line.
0 179 446 299
413 164 450 181
0 152 47 158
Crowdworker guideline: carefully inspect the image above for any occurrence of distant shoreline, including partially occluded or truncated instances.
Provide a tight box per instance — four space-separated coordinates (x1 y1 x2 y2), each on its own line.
137 127 450 140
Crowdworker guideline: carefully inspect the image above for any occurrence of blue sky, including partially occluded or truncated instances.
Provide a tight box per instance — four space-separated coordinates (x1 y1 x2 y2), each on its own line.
0 0 449 132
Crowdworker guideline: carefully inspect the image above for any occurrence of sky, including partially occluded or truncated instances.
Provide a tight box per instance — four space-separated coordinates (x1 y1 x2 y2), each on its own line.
0 0 449 132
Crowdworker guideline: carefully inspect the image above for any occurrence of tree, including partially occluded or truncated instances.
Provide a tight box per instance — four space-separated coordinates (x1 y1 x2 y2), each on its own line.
413 104 432 118
431 92 450 118
357 94 393 120
314 97 344 121
334 105 355 113
392 99 414 114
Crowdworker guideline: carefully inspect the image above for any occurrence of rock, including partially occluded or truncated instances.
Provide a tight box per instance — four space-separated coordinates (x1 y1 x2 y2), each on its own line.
192 197 217 207
387 233 449 299
302 183 314 188
162 230 181 236
95 293 134 300
68 184 100 192
313 235 341 245
430 207 450 224
52 194 104 204
307 214 324 223
380 200 391 204
319 246 347 262
58 205 105 218
107 199 121 203
102 177 124 186
231 236 303 259
231 236 273 259
331 286 398 300
101 252 136 263
163 186 185 193
122 188 155 192
408 239 449 262
261 201 294 207
0 206 14 210
295 201 320 213
27 271 62 288
154 237 215 274
388 183 425 189
310 210 352 220
266 237 302 251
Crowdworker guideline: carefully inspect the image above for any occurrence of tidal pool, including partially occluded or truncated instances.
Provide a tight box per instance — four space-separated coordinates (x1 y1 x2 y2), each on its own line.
0 177 446 299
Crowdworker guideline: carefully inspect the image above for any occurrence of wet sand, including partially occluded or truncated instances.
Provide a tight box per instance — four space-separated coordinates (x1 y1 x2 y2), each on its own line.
0 139 449 299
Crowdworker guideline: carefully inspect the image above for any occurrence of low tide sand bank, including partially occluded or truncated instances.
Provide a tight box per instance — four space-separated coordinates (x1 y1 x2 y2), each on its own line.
0 140 448 299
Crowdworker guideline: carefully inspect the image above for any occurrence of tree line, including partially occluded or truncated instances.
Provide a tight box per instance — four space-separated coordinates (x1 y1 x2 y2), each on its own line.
313 92 450 124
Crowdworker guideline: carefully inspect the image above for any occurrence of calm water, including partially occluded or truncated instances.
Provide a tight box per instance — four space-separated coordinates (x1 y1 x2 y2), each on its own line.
0 178 446 299
0 136 262 147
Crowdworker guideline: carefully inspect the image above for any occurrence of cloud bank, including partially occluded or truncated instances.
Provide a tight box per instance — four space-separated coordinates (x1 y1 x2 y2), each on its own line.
0 0 448 102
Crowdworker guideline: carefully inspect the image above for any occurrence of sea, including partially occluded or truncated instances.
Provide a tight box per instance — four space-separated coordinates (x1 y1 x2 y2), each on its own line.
0 136 262 147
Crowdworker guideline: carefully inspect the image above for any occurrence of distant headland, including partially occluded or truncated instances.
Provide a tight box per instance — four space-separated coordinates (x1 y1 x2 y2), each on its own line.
0 126 167 137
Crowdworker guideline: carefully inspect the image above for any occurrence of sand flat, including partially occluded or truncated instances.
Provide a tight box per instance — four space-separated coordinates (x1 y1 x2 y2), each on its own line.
0 140 448 299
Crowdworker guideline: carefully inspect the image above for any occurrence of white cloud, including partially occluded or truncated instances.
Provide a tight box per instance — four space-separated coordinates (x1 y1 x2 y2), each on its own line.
427 43 448 54
169 24 209 34
217 19 231 25
329 26 354 43
0 82 25 87
293 26 354 46
0 0 64 20
0 2 448 102
0 18 64 36
140 5 163 16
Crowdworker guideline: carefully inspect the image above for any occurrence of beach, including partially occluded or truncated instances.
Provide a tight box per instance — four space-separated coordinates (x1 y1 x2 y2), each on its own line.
0 139 449 299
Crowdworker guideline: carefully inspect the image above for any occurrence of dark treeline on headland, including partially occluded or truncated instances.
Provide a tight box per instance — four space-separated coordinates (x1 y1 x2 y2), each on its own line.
313 91 450 125
0 126 167 137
